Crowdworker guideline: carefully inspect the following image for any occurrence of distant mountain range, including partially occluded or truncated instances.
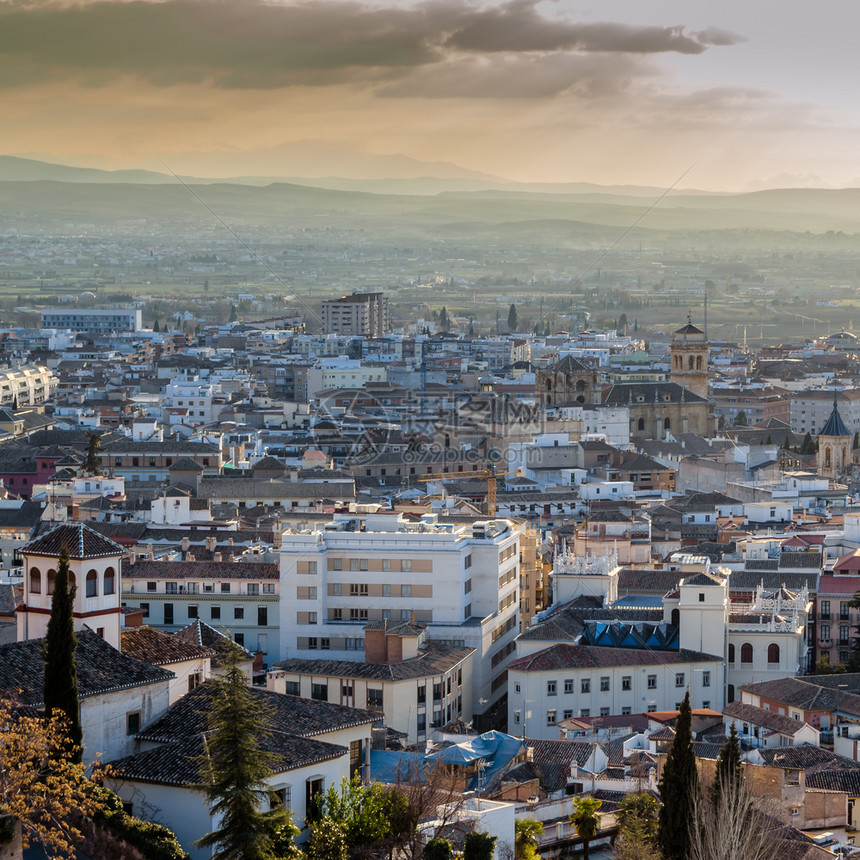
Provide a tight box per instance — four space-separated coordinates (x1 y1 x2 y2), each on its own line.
2 155 860 240
0 155 718 197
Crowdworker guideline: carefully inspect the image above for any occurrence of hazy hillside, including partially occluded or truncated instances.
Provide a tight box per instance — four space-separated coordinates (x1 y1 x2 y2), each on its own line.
2 175 860 241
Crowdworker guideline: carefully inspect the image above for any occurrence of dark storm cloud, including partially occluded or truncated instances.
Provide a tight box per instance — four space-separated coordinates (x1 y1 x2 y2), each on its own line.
0 0 742 94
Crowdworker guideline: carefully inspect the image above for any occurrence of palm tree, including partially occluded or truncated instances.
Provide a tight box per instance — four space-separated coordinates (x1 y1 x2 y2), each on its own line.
515 818 543 860
571 796 602 860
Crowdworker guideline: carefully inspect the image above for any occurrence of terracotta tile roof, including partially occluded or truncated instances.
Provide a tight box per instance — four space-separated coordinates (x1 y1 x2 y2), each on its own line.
806 769 860 795
507 643 720 672
273 644 473 682
0 630 173 706
110 730 346 786
723 701 810 736
174 619 253 669
124 559 279 581
136 681 376 744
24 522 125 560
527 738 595 767
120 626 215 667
741 676 860 716
755 746 860 771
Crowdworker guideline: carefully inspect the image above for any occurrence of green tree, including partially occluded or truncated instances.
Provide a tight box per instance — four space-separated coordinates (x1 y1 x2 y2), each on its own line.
42 545 83 763
515 818 543 860
616 793 659 840
153 319 160 332
800 432 817 455
734 410 748 426
618 313 628 332
570 796 602 860
306 818 348 860
816 654 846 674
657 691 698 860
196 652 291 860
438 307 449 331
508 304 518 331
316 777 408 850
711 723 742 809
854 431 859 450
84 432 102 476
229 304 238 323
424 838 453 860
464 832 497 860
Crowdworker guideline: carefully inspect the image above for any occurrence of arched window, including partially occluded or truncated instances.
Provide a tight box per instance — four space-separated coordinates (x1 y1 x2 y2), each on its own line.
671 608 680 626
29 567 41 595
727 684 735 703
740 642 753 663
104 567 116 596
767 643 780 664
688 355 695 369
664 417 671 430
545 379 553 391
826 447 832 468
696 356 702 370
576 380 586 391
86 570 98 598
728 643 735 663
47 569 56 595
637 418 645 432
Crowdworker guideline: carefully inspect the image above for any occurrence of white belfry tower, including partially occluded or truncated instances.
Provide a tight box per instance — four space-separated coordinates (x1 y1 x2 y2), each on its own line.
17 522 125 649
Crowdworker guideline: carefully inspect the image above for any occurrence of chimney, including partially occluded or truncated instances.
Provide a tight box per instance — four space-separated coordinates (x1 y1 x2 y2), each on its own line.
213 552 222 562
147 542 155 560
127 550 136 566
181 536 190 552
409 609 416 627
186 552 195 562
206 535 217 552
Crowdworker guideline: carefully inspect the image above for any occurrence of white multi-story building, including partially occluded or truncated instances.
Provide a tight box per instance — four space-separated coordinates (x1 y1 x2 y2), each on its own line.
164 379 223 426
0 364 57 406
40 307 142 333
279 512 521 727
790 388 860 436
321 292 389 338
306 357 387 399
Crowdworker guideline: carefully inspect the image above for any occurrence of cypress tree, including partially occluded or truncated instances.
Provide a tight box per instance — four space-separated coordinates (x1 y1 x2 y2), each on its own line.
712 723 742 808
197 649 291 860
84 431 102 476
42 545 83 762
507 303 518 332
657 691 697 860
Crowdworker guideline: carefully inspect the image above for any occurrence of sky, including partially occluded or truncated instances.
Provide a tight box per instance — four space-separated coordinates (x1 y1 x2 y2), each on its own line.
2 0 859 190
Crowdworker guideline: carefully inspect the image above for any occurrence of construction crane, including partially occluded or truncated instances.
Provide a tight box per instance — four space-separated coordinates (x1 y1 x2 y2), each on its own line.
417 465 520 517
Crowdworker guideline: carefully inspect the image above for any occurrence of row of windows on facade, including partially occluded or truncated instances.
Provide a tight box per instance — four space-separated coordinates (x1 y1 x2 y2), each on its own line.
527 671 709 698
141 602 268 626
145 581 275 594
304 637 364 650
30 567 115 597
287 671 463 703
308 608 424 623
114 457 213 467
292 682 462 729
324 583 417 597
514 700 712 726
729 643 781 664
819 624 853 644
820 601 853 620
307 558 454 572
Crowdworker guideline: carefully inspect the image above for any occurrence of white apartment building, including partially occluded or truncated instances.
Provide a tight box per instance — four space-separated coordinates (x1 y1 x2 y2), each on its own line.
321 292 389 338
279 512 521 727
40 307 143 333
122 558 280 658
790 389 860 436
0 364 57 406
306 357 387 400
164 379 223 426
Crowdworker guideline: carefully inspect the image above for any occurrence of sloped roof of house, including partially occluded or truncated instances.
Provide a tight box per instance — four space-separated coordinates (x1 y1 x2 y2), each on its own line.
136 681 376 744
120 626 215 667
110 729 346 786
24 521 125 560
0 630 173 706
507 643 719 672
723 701 811 736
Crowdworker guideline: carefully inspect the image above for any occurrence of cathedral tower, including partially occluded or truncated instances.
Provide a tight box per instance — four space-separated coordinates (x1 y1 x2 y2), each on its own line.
670 316 709 400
